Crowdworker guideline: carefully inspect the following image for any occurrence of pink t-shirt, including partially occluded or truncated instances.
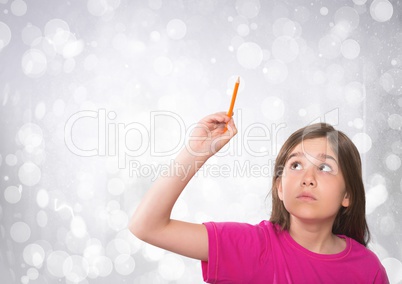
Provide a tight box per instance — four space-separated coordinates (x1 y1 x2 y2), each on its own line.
201 221 389 283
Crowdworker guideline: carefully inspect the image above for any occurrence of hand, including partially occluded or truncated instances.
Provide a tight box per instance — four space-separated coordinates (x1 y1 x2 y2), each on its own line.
186 112 237 158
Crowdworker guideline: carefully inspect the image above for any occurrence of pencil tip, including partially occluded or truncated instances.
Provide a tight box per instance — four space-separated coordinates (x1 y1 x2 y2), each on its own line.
237 76 240 83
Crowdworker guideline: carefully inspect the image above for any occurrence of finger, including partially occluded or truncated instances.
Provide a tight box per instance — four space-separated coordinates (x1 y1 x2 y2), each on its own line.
205 112 230 123
225 118 238 136
197 113 232 135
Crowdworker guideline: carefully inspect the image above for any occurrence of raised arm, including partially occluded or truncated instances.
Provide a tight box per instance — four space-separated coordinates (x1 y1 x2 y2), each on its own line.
129 112 237 261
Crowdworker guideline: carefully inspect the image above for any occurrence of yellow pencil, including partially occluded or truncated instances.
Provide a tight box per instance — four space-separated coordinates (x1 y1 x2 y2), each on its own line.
224 77 240 132
227 77 240 117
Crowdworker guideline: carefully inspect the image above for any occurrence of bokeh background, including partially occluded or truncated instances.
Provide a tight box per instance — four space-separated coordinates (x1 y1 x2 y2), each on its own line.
1 0 402 283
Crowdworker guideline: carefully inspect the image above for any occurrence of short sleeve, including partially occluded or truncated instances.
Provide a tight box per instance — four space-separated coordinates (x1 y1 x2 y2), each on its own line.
201 222 270 283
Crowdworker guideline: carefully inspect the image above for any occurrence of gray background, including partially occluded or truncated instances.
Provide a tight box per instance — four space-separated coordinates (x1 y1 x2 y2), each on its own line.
1 0 401 283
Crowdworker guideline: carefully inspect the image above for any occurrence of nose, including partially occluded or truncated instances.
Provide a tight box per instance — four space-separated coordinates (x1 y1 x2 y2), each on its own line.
301 168 316 187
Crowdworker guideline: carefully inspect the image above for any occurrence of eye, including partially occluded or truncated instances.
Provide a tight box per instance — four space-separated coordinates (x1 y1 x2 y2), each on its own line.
318 163 332 172
290 161 303 170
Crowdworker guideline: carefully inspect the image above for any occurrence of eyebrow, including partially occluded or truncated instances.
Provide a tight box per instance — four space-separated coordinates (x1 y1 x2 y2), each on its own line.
288 152 338 163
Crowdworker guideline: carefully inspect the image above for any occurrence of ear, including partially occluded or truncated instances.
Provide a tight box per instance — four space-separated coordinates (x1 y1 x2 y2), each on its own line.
341 192 349 207
277 178 284 201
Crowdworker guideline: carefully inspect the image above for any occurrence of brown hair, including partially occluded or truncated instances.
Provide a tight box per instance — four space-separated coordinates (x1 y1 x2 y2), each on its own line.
269 123 370 246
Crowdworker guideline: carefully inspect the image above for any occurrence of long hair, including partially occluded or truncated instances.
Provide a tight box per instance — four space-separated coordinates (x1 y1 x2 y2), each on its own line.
269 123 370 246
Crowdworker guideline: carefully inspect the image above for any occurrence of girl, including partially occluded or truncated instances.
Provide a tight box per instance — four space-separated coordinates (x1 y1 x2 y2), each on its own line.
130 112 389 283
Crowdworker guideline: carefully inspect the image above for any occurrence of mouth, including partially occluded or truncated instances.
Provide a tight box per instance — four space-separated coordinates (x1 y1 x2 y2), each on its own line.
297 193 317 201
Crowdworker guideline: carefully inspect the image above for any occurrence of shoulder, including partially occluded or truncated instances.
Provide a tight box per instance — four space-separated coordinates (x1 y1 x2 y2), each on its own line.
347 237 382 262
346 237 389 278
202 221 278 283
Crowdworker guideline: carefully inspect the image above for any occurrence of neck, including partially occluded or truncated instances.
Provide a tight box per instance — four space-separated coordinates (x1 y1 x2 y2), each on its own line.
288 216 345 254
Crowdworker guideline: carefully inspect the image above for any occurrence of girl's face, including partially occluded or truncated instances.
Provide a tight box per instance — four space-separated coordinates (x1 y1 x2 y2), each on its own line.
278 137 349 225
